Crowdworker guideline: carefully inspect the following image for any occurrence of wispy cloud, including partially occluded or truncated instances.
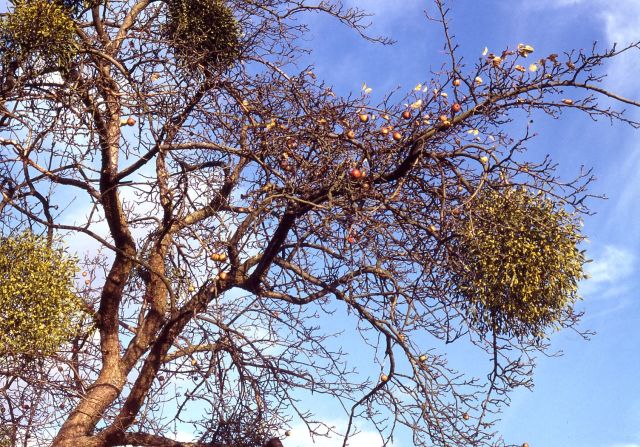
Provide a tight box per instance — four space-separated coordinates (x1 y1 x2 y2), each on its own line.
520 0 640 96
581 245 635 300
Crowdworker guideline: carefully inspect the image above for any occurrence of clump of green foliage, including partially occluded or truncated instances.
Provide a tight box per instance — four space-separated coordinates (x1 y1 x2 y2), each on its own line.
0 429 12 447
164 0 241 70
452 187 586 338
0 0 77 68
0 232 86 357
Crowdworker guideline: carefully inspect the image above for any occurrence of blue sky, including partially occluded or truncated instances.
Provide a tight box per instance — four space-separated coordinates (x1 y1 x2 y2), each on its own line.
292 2 640 447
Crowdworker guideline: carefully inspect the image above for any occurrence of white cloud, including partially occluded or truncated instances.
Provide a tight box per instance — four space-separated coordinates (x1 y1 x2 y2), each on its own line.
581 245 635 299
586 245 634 284
167 420 393 447
520 0 640 97
175 430 196 442
608 444 640 447
597 1 640 101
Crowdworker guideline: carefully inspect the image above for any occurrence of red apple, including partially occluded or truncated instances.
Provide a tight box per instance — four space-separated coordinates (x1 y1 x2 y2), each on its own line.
126 117 136 126
402 110 412 120
349 168 362 179
392 131 402 141
451 103 461 113
347 235 356 244
462 413 470 421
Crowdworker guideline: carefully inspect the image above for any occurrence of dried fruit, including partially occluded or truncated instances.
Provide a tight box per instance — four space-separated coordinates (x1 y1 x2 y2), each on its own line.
517 44 535 57
349 168 363 179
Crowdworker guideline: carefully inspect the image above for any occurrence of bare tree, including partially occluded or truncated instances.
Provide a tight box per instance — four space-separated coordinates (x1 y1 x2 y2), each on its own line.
1 1 639 446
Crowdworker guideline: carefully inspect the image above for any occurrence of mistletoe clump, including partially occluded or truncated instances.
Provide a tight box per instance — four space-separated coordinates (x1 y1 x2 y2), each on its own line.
164 0 241 70
0 232 86 357
0 0 77 68
0 426 11 447
452 187 586 338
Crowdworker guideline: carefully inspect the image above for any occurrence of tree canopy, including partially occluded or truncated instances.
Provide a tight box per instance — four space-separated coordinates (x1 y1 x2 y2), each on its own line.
0 0 639 446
